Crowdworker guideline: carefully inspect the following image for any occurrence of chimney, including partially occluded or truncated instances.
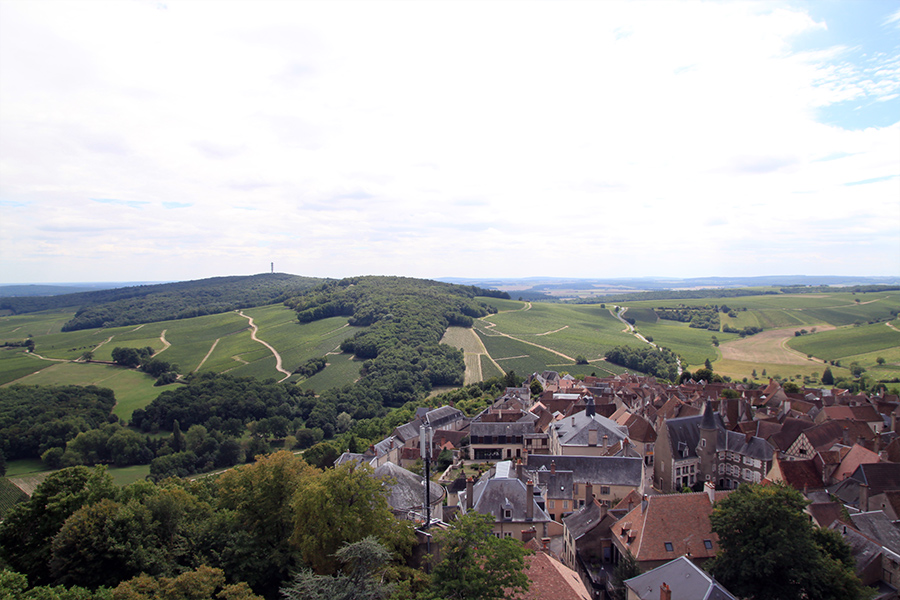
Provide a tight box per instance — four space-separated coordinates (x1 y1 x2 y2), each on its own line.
745 432 753 445
526 480 534 521
551 460 556 475
660 582 672 600
860 482 869 512
628 497 635 512
588 425 598 446
585 483 593 505
516 459 523 480
522 527 537 544
842 426 851 446
704 480 715 504
523 449 528 465
466 477 474 511
603 434 609 448
641 494 648 513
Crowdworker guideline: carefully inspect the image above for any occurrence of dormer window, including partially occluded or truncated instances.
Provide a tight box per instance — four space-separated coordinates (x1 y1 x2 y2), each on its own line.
503 509 512 520
664 542 674 552
704 540 713 550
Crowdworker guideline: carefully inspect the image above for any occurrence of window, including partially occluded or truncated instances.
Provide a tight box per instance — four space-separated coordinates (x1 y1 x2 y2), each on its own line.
503 509 512 520
549 500 555 510
563 500 569 510
743 469 752 481
601 486 610 495
664 542 674 552
718 463 725 474
718 451 725 460
690 465 695 473
704 540 713 550
701 438 706 448
503 532 512 538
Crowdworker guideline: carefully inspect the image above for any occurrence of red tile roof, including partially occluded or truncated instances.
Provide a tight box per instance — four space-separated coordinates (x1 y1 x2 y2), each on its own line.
519 539 592 600
614 491 730 563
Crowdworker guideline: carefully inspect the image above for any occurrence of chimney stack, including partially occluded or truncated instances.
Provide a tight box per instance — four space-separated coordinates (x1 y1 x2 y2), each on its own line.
551 460 556 475
585 483 593 505
588 425 598 446
704 480 715 504
516 459 523 480
526 480 534 521
660 582 672 600
860 482 869 512
603 434 609 448
466 477 474 511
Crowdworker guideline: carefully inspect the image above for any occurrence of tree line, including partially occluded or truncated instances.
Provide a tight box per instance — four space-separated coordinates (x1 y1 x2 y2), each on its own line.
604 345 681 381
0 273 322 330
0 452 530 600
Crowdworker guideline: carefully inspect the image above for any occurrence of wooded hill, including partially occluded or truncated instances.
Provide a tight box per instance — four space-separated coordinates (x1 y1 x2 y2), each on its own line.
0 273 323 331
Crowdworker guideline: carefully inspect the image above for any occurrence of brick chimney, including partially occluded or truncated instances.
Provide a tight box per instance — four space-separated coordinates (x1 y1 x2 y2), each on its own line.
516 459 523 480
551 460 556 475
526 480 534 521
585 483 593 505
860 482 869 512
660 582 672 600
704 480 715 504
466 477 474 511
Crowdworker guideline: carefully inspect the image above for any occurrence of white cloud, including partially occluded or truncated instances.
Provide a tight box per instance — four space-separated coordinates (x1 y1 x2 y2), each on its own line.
0 0 897 282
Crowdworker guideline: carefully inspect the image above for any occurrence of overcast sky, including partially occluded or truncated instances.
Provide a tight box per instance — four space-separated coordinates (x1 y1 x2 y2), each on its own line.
1 0 898 284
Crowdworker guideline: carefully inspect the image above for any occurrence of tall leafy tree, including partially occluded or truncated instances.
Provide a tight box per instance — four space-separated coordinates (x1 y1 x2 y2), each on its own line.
291 461 414 575
280 537 394 600
215 451 316 595
428 512 530 600
707 483 867 600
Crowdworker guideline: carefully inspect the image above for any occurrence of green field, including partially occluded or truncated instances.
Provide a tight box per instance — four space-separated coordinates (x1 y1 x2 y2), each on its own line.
787 321 900 379
0 304 369 394
300 352 363 392
4 361 175 422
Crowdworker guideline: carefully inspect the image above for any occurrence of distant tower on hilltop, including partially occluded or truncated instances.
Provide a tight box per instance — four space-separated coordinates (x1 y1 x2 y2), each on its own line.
271 262 274 274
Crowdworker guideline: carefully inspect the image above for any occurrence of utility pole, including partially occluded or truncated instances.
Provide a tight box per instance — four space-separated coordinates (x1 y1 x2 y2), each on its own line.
420 425 433 529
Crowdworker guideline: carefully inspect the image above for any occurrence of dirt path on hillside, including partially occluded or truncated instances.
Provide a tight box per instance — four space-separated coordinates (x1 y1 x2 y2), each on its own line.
479 319 575 362
720 326 835 365
194 338 220 373
238 311 291 382
154 329 171 356
887 322 900 333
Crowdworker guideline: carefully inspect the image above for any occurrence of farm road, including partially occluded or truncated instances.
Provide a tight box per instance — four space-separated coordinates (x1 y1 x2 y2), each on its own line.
238 311 292 383
479 319 576 362
155 329 171 356
194 338 220 373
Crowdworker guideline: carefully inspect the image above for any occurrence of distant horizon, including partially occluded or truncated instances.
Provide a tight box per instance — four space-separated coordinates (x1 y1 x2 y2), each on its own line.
2 273 899 288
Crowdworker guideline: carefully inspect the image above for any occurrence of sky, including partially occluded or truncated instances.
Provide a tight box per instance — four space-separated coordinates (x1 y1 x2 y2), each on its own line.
1 0 898 284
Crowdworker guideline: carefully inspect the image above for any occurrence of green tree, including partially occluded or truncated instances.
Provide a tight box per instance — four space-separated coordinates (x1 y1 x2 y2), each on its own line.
291 462 414 575
0 466 116 585
303 441 339 469
822 367 835 385
707 483 867 600
428 512 530 600
877 357 886 365
280 537 394 600
610 549 641 600
575 355 588 365
216 451 316 594
111 565 261 600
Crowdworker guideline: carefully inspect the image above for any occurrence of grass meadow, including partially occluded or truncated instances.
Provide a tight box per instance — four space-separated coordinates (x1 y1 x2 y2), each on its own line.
4 361 174 422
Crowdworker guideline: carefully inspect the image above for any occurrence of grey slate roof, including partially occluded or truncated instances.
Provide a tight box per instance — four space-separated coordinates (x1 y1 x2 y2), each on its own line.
424 406 466 428
537 470 575 500
527 455 643 487
562 500 606 540
373 461 444 513
393 420 423 443
624 555 737 600
552 412 629 447
850 511 900 556
462 460 551 524
717 429 774 461
470 420 536 436
664 415 707 459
